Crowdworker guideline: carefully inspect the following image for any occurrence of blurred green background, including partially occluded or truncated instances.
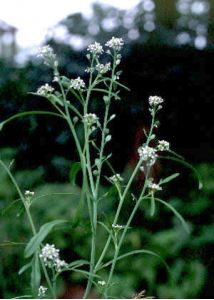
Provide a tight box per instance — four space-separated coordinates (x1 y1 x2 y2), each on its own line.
1 0 214 298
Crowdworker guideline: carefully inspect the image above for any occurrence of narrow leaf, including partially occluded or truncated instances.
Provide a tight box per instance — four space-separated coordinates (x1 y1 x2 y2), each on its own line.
168 149 185 160
159 173 180 185
98 221 113 237
0 111 64 130
160 156 203 189
114 80 130 91
150 193 155 217
49 94 64 106
69 162 82 186
72 268 100 279
12 295 32 299
154 197 190 234
1 199 21 215
31 254 41 296
98 249 170 274
18 262 32 275
25 220 67 258
67 259 90 269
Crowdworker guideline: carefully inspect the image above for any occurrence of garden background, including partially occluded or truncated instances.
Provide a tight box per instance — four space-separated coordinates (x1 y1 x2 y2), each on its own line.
1 0 214 298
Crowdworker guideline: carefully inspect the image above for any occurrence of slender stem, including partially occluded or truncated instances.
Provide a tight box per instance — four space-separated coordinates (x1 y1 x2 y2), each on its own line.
95 109 157 273
103 172 149 298
102 110 157 297
83 57 98 299
94 158 142 271
57 77 84 161
0 160 56 298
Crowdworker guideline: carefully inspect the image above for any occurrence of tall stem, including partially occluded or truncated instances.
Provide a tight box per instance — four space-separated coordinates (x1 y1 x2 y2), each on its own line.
103 172 149 298
0 160 56 298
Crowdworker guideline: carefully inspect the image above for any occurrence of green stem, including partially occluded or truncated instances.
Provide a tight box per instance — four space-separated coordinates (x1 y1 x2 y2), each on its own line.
0 111 64 130
0 160 56 298
94 158 142 271
83 57 98 299
103 172 149 298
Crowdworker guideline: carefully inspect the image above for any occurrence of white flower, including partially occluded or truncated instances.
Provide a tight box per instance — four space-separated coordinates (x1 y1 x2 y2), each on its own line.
109 173 123 184
38 285 48 298
39 244 60 268
98 280 106 286
25 190 34 196
85 67 94 73
83 113 99 127
105 37 124 51
37 45 57 67
70 77 85 91
149 96 164 107
55 258 68 272
40 244 68 273
37 84 54 96
112 224 123 230
157 140 170 151
95 62 111 74
138 145 157 166
87 42 104 55
148 179 162 192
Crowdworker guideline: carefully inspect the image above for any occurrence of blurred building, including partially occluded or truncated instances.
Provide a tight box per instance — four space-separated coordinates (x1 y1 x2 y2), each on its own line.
0 20 17 62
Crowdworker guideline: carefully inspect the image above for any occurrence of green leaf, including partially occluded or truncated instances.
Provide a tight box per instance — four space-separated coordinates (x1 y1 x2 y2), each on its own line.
154 197 190 234
18 262 32 275
150 193 155 217
1 199 22 215
114 80 130 91
0 241 26 247
12 295 32 299
98 249 170 274
25 220 67 258
72 268 100 279
0 111 64 130
49 94 64 106
32 192 79 204
69 162 82 186
31 254 41 296
98 221 113 237
67 259 90 269
61 76 71 88
160 156 203 189
168 149 185 160
159 173 180 185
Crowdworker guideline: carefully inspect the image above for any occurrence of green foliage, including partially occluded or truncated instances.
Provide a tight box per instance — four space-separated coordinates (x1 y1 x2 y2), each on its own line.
0 37 210 298
25 220 67 258
0 145 212 298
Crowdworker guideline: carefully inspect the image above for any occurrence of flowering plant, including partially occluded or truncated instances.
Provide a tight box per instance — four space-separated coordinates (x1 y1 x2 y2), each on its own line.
0 38 202 298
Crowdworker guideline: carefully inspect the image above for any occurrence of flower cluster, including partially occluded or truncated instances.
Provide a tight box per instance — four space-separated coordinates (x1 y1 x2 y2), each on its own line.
96 63 111 74
148 179 162 192
37 84 54 96
38 286 48 298
37 45 57 67
112 224 123 230
109 173 123 184
55 259 68 273
39 244 68 273
98 280 106 286
138 145 157 166
70 77 85 91
25 190 34 197
83 113 99 127
106 37 124 51
157 140 170 151
87 42 104 56
149 96 164 107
